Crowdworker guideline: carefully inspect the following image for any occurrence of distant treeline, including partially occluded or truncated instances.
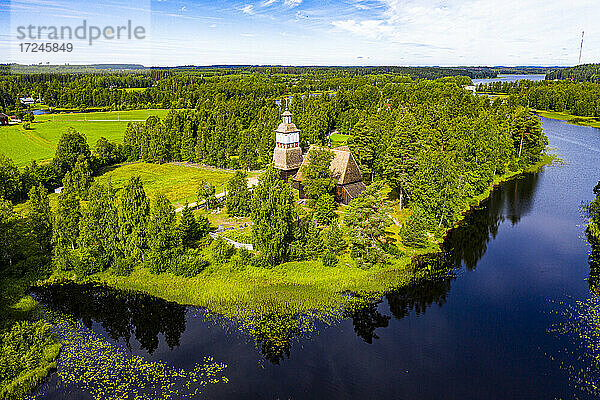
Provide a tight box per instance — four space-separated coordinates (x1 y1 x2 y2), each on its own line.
546 63 600 82
477 79 600 118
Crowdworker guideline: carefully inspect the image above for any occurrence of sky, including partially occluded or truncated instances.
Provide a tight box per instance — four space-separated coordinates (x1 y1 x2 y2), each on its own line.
0 0 598 66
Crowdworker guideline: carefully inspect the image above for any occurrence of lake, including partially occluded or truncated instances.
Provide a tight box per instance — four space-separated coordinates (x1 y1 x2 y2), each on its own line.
30 117 600 399
472 74 547 85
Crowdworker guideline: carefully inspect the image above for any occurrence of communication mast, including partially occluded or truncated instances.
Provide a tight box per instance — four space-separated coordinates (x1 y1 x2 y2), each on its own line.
578 31 585 64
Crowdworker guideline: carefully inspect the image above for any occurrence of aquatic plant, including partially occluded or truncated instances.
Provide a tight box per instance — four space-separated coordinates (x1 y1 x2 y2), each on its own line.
29 314 227 400
550 297 600 397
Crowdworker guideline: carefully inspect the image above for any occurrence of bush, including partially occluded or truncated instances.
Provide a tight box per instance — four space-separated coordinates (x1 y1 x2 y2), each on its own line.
321 252 338 268
170 250 209 277
208 238 236 265
0 321 61 400
401 206 430 248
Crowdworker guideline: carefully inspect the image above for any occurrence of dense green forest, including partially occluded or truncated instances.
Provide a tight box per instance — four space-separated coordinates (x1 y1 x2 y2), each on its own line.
1 73 547 270
546 63 600 82
0 66 497 114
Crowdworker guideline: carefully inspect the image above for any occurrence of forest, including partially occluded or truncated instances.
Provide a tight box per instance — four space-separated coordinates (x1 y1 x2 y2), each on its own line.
545 63 600 82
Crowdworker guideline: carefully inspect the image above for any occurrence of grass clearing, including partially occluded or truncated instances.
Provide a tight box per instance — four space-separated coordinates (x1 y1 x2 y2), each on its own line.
96 162 259 208
0 110 169 166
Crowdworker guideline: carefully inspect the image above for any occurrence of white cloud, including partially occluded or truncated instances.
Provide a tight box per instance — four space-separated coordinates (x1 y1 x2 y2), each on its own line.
262 0 278 6
330 0 600 65
283 0 302 8
241 4 254 14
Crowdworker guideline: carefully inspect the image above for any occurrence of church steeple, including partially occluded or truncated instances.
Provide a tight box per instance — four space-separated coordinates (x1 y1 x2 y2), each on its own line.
273 110 303 182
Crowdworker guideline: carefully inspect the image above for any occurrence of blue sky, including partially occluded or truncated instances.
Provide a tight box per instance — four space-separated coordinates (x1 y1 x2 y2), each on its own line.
0 0 598 66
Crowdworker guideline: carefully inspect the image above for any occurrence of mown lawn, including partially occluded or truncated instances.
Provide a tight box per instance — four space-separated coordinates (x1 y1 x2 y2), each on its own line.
0 110 168 166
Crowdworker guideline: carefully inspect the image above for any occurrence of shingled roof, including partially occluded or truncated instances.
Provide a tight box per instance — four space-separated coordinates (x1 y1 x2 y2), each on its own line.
295 145 363 185
276 122 300 134
273 147 303 171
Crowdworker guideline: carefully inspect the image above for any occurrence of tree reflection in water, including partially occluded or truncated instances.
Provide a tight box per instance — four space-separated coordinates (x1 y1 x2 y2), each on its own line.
445 173 540 270
30 282 187 354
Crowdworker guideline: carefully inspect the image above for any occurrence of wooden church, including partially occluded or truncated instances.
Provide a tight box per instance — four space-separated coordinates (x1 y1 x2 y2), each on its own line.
272 111 366 205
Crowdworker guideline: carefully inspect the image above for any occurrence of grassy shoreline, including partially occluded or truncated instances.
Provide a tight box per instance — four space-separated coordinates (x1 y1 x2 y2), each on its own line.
532 109 600 128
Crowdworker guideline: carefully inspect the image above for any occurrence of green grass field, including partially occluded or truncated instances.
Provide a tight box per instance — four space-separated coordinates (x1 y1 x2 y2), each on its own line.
0 110 168 166
330 132 351 148
96 162 260 208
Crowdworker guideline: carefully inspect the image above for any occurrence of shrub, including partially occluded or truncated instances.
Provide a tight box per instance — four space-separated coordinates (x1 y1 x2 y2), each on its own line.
321 252 338 268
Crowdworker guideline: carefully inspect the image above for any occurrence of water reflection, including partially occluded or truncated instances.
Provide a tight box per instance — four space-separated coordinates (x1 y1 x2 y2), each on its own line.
386 254 455 321
445 173 540 270
30 283 187 354
344 301 390 344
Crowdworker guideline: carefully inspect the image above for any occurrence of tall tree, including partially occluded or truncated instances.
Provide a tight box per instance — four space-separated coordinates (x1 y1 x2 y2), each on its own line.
179 205 210 248
63 155 93 200
52 183 81 270
197 179 217 211
78 182 121 273
146 193 179 274
0 155 22 202
226 170 251 217
52 128 91 177
300 147 335 202
0 197 17 268
25 185 52 257
344 182 393 267
250 165 296 265
118 176 150 265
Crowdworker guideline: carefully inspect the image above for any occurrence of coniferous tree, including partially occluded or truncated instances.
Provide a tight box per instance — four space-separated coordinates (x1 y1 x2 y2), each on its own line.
314 193 337 225
179 205 210 248
344 182 393 268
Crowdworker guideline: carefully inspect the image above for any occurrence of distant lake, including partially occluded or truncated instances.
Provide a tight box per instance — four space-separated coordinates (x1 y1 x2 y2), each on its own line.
473 74 546 85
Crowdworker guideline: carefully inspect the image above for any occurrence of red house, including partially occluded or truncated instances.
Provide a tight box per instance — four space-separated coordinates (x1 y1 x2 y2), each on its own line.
0 113 8 126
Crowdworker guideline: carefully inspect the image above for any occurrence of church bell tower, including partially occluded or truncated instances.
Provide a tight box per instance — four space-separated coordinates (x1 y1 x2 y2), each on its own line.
273 110 303 182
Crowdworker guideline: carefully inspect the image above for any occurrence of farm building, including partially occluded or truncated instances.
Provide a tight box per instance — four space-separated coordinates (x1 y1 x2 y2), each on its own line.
0 113 8 125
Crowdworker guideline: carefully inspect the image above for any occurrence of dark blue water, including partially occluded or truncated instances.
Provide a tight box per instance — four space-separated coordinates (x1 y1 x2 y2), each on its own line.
32 117 600 399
